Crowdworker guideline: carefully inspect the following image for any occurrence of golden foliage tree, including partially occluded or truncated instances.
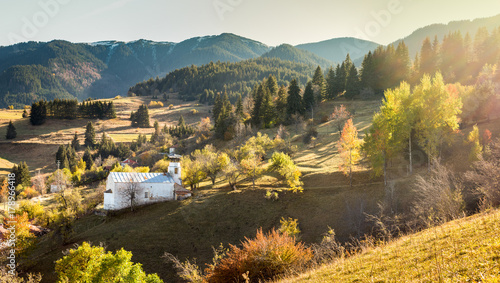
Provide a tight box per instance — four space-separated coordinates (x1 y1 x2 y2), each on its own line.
337 119 362 188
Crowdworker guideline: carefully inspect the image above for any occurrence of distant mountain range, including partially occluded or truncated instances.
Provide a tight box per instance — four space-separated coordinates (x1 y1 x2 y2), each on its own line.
261 44 333 69
296 37 380 64
0 13 499 107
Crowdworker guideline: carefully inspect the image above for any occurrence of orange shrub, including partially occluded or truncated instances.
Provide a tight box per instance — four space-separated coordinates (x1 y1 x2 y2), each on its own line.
204 228 312 282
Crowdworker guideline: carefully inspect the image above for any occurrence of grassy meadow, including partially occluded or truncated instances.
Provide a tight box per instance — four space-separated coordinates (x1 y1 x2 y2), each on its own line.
281 208 500 282
5 94 497 282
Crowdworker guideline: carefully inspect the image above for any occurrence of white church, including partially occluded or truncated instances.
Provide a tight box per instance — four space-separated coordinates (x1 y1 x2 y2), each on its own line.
103 148 191 210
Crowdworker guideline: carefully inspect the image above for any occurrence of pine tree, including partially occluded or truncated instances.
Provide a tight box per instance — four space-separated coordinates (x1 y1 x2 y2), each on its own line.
132 105 150 128
222 92 232 118
312 66 325 101
265 75 278 97
178 115 186 128
214 92 234 139
332 64 344 97
276 86 288 124
6 121 16 139
30 101 47 125
71 132 79 150
252 84 265 126
420 37 435 76
11 162 31 189
360 51 376 91
151 121 160 143
62 155 70 170
235 94 244 119
394 41 410 84
106 101 117 119
67 144 77 168
83 148 93 170
302 81 315 114
286 79 304 118
56 145 67 167
84 121 96 148
325 67 336 99
345 66 361 99
213 92 223 126
260 87 275 128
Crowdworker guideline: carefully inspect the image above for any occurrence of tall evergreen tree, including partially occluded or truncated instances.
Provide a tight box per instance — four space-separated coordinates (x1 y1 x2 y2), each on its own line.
360 51 376 91
302 81 315 114
84 121 96 148
286 79 304 118
252 84 265 126
312 66 325 101
83 148 93 170
235 94 244 119
265 75 278 97
394 41 410 84
213 92 223 126
345 66 361 99
151 121 160 143
131 105 150 128
6 121 16 139
222 92 232 117
56 145 68 167
260 87 275 128
11 162 31 189
332 64 344 97
30 101 47 125
420 37 435 76
276 86 288 125
312 66 325 87
178 115 186 128
71 132 79 150
325 67 336 99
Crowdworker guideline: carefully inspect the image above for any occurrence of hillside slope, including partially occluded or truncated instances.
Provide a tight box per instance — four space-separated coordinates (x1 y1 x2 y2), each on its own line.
391 13 500 57
295 37 379 64
0 33 270 106
283 209 500 282
261 44 333 69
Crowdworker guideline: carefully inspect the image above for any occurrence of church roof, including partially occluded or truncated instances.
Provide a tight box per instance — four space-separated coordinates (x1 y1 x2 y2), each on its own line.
109 172 175 183
174 183 191 195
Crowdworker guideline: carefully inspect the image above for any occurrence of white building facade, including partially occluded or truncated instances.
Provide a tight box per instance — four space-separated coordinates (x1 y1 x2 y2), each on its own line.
103 170 189 210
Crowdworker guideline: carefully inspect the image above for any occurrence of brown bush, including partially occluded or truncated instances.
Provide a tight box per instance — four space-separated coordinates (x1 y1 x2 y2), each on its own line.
204 228 312 283
465 138 500 210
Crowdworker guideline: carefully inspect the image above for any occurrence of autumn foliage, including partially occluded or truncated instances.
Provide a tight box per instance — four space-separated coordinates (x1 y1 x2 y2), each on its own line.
204 228 313 282
337 119 361 187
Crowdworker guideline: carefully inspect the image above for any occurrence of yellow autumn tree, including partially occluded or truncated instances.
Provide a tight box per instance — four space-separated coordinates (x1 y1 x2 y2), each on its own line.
467 125 483 162
337 119 362 188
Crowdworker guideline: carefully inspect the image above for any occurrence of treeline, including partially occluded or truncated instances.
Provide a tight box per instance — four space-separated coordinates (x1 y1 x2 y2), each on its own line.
212 74 319 138
412 26 500 85
128 58 316 102
164 115 195 138
29 99 116 125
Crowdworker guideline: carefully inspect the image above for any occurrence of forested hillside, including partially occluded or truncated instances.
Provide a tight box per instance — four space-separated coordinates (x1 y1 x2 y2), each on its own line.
260 44 332 69
392 13 500 57
0 34 271 107
295 37 380 64
128 58 318 101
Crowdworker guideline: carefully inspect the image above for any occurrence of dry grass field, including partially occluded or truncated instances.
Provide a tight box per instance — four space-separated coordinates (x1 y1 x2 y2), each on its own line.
0 93 211 173
281 208 500 283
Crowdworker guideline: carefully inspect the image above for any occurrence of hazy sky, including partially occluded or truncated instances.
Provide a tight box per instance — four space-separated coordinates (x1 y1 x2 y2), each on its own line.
1 0 500 47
